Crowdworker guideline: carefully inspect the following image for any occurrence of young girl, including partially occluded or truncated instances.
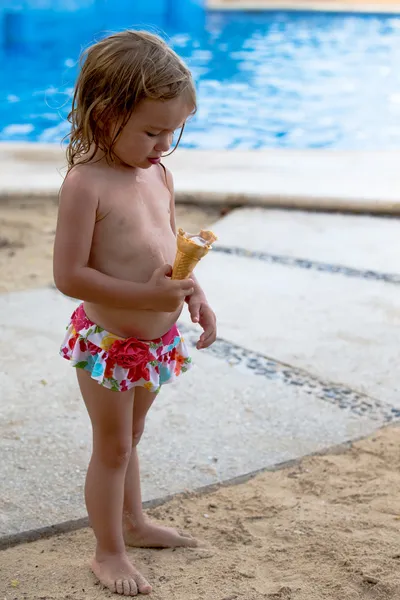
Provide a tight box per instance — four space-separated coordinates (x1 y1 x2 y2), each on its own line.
53 30 217 597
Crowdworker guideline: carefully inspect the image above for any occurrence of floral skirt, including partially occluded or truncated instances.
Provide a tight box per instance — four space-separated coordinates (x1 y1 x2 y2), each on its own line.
60 304 192 393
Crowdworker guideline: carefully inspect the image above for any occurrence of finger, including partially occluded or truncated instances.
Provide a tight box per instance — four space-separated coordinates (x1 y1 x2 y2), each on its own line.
180 281 195 296
198 336 216 350
160 264 173 277
201 318 217 340
180 278 194 289
197 326 217 349
203 328 217 345
189 302 201 323
171 278 193 290
168 278 194 294
184 286 195 298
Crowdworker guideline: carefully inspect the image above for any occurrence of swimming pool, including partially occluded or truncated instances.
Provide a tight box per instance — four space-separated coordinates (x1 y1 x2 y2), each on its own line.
1 10 400 150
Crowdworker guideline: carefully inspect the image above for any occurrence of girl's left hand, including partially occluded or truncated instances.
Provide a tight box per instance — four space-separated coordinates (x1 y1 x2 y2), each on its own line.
187 294 217 349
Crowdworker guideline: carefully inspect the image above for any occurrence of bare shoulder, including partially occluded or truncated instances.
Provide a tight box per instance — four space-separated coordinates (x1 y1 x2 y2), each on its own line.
59 163 102 209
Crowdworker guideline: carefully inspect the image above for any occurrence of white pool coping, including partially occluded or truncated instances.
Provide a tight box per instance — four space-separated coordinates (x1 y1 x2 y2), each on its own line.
1 142 400 213
208 0 400 14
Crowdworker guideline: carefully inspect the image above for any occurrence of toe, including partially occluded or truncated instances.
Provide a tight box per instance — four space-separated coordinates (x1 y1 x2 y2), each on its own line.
116 579 124 595
136 573 152 594
178 531 198 545
178 530 193 538
129 579 138 596
182 535 198 547
122 579 131 596
108 580 117 594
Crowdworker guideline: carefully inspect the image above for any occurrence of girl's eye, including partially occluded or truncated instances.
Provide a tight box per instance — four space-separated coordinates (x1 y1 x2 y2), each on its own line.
146 132 157 138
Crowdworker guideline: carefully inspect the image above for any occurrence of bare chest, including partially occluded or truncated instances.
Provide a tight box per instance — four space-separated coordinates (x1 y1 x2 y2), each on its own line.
89 178 176 280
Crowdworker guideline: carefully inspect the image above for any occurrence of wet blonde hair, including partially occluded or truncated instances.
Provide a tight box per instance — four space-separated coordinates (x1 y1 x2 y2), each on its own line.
66 30 196 168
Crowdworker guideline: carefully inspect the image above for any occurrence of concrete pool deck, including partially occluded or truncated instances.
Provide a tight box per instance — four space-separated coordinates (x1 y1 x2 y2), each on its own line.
1 143 400 214
2 137 400 546
2 207 400 543
208 0 400 13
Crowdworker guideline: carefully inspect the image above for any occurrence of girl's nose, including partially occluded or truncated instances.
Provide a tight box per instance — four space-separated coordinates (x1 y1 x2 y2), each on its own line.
155 133 173 153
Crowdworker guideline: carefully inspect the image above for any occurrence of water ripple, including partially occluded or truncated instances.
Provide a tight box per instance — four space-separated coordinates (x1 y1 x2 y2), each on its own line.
1 11 400 149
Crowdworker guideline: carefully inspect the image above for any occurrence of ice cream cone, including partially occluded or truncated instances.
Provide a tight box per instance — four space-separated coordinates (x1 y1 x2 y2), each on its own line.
171 228 217 280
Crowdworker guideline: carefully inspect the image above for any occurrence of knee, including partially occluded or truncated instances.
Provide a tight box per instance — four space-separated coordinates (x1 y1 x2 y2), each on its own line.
132 420 145 447
93 436 132 469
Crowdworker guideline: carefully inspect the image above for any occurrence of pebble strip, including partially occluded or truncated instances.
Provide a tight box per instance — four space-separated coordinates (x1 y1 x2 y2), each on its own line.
179 324 400 423
213 245 400 285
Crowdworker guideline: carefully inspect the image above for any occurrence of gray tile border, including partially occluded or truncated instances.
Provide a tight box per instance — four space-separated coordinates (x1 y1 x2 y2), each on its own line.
180 324 400 423
214 245 400 285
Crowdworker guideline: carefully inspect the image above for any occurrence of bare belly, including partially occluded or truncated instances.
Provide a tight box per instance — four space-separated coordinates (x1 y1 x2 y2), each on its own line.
84 301 184 340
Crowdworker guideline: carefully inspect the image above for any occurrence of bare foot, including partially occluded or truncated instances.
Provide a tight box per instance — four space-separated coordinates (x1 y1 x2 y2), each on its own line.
123 519 198 549
91 552 152 596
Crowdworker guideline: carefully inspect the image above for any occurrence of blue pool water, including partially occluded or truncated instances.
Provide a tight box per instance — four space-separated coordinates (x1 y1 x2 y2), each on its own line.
1 10 400 149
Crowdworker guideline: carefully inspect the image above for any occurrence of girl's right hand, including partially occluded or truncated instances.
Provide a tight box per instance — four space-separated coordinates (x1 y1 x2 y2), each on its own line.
147 264 194 312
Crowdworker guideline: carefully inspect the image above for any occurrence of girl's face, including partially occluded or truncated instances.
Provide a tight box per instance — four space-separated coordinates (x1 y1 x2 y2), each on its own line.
111 96 193 169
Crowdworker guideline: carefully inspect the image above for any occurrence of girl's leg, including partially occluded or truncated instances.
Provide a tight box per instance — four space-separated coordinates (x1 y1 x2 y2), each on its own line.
122 386 198 548
77 369 152 596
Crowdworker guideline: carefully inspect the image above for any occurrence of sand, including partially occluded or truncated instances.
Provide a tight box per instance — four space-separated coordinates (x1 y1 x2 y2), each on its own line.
2 199 400 599
1 426 400 599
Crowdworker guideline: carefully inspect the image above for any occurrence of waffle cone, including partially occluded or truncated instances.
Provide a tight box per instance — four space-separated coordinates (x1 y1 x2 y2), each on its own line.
171 228 217 280
172 250 201 280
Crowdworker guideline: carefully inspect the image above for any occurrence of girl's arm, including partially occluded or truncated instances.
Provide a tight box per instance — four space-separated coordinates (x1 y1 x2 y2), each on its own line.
164 165 216 348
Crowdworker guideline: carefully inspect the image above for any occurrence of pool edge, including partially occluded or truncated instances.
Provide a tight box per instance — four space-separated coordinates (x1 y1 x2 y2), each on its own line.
207 0 400 15
1 142 400 214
